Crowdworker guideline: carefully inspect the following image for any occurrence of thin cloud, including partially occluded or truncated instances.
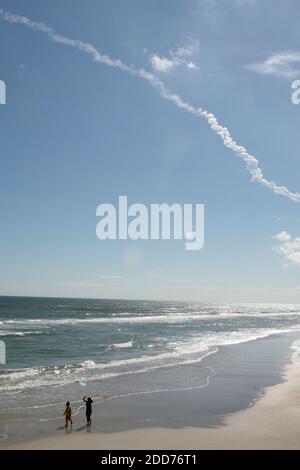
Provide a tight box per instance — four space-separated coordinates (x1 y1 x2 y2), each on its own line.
149 40 199 73
1 10 300 202
150 55 176 73
273 231 300 267
246 51 300 79
273 231 291 242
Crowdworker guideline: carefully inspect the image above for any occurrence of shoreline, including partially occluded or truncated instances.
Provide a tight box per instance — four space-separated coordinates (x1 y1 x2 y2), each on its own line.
3 360 300 450
1 332 300 450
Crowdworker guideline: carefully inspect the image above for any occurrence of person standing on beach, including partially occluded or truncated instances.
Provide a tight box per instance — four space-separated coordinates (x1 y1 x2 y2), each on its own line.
64 401 73 427
83 396 93 426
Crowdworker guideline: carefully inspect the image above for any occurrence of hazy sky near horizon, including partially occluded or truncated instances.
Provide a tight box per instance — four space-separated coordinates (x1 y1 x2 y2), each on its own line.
1 0 300 302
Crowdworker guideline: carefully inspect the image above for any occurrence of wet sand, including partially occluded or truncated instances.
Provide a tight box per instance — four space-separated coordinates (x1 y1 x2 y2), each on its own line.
2 333 300 449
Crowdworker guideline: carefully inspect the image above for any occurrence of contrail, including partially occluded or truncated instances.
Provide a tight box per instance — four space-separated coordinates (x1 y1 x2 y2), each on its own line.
1 9 299 202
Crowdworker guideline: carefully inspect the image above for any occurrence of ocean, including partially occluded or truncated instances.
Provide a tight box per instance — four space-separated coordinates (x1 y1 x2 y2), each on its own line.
2 296 300 393
1 296 300 438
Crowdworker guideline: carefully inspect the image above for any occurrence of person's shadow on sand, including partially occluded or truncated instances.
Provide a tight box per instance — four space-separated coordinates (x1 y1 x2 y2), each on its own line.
56 425 73 434
75 425 92 433
75 426 87 432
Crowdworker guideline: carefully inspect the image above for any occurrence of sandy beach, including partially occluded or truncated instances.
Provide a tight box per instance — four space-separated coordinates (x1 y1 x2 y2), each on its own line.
4 361 300 450
2 333 300 450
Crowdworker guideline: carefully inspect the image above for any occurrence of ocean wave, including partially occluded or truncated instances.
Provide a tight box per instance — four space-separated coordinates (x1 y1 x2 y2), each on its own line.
0 331 25 337
0 330 45 337
1 325 299 393
80 360 96 367
111 341 134 349
3 309 300 327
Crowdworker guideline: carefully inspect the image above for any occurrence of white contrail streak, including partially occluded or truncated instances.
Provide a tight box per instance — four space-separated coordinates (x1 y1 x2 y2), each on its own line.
1 9 299 202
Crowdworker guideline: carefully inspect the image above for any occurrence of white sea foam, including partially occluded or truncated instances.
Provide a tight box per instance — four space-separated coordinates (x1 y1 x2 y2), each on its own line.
2 308 300 327
0 330 44 337
112 341 134 349
80 360 96 367
1 325 299 393
0 331 25 336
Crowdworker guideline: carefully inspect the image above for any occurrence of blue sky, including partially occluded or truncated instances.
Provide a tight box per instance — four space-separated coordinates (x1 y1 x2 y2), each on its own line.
0 0 300 302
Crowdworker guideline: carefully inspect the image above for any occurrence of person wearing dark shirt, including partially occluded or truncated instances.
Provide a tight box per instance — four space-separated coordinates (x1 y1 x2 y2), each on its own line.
83 396 93 426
